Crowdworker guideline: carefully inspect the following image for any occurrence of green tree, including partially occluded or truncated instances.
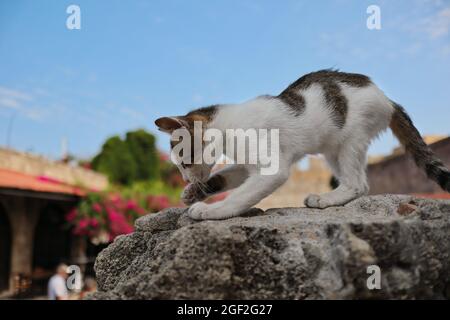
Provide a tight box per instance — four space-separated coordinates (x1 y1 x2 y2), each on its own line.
91 136 137 185
91 130 160 185
125 129 159 181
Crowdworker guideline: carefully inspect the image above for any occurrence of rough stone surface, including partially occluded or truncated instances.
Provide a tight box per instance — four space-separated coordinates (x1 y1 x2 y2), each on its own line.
89 195 450 300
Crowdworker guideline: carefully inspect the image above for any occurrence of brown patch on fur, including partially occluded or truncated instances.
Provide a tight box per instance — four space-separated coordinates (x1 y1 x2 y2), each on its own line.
163 105 219 165
322 80 348 128
186 105 218 123
285 69 371 91
390 103 431 165
278 69 370 127
390 102 450 192
206 174 226 194
278 90 306 116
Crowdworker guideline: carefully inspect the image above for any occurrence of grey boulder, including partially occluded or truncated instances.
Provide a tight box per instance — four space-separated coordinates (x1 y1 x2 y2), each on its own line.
89 195 450 299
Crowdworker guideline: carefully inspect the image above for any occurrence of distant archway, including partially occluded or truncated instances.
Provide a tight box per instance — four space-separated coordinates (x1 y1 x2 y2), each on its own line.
0 203 11 292
32 204 72 294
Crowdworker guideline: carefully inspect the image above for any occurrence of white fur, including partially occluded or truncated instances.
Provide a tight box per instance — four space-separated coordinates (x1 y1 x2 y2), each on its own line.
186 83 394 220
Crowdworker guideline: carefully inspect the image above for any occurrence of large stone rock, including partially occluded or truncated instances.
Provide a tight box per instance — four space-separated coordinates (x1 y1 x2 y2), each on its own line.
89 195 450 299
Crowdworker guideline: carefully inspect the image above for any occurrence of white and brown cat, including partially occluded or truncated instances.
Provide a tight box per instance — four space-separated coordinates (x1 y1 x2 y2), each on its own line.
155 70 450 220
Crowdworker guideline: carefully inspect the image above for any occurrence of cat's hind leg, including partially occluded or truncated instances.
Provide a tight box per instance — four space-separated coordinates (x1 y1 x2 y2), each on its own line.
305 142 369 209
323 152 341 180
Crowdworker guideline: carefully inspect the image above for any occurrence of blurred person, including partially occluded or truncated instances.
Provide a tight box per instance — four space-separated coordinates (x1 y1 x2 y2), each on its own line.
47 264 69 300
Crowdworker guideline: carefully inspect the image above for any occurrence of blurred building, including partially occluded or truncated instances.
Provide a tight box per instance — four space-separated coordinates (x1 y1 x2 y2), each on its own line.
257 135 450 210
257 156 332 209
0 148 108 297
368 135 450 198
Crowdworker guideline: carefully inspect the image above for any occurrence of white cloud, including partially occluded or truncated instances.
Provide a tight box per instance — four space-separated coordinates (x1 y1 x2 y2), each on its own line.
423 7 450 39
0 97 20 108
0 86 48 121
22 107 45 120
0 86 33 112
0 86 32 105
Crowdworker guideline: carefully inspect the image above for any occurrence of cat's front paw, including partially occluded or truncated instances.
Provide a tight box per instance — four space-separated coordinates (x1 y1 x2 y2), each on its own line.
187 202 211 220
304 194 330 209
181 183 207 205
187 202 234 220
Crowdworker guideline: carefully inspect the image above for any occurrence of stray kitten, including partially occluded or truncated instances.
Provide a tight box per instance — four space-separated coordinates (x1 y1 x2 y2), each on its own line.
155 70 450 220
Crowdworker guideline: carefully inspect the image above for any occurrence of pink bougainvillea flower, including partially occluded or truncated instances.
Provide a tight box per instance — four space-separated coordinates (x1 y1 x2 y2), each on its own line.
78 218 90 229
107 208 121 222
125 200 138 210
135 206 146 215
37 175 62 185
68 191 164 242
121 223 133 234
92 202 102 213
147 195 171 212
73 227 84 236
108 210 134 239
108 193 122 204
90 218 99 228
125 200 146 215
65 209 77 222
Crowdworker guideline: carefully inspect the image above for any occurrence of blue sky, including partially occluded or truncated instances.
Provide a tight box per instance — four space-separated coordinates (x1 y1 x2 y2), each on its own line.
0 0 449 160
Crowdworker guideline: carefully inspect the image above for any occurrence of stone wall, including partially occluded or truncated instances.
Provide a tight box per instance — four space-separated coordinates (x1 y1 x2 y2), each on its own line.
368 137 450 194
257 156 332 209
0 148 108 191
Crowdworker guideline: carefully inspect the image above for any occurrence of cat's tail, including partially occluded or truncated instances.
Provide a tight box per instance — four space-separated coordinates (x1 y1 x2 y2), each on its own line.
389 101 450 192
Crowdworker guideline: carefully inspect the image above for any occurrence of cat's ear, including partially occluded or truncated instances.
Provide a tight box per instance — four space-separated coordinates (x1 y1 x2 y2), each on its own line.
154 117 188 133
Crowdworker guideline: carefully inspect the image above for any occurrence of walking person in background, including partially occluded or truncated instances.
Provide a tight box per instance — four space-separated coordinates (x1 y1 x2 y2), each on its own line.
47 264 69 300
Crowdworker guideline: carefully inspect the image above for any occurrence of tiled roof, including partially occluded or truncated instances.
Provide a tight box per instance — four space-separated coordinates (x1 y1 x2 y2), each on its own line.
0 148 108 191
0 168 86 196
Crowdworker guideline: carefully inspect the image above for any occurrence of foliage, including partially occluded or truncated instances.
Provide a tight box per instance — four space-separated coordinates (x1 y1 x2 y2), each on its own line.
91 136 137 185
66 186 181 244
125 129 160 181
118 180 183 204
91 129 159 185
159 157 185 188
69 129 188 244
